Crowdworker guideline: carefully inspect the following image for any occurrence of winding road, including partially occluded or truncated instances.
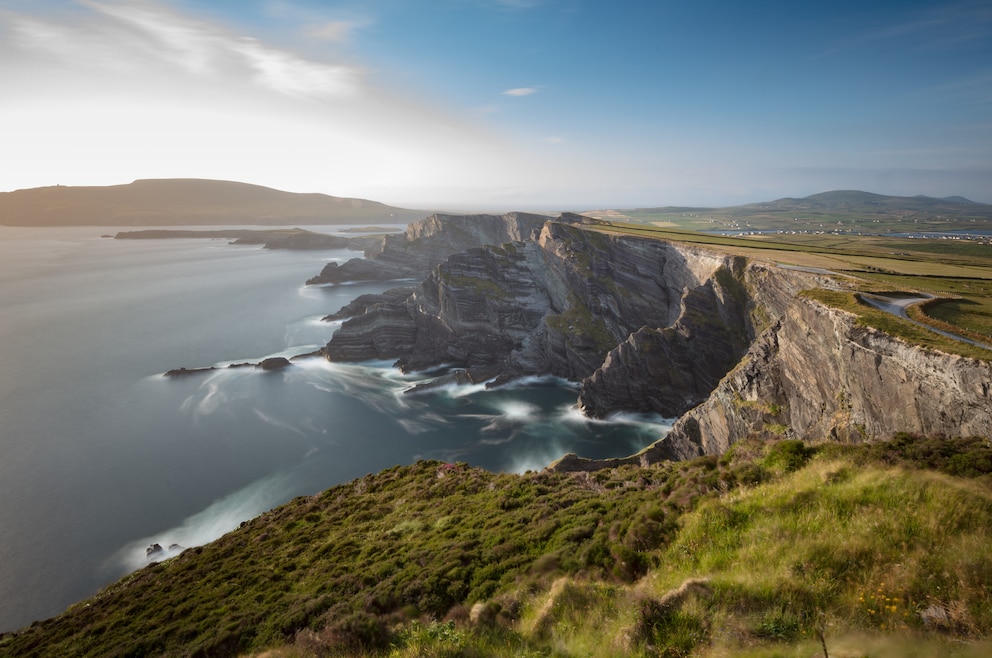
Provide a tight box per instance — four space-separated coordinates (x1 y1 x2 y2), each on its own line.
859 292 992 351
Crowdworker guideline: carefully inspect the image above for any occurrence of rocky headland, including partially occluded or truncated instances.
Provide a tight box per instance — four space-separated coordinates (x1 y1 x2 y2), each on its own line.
305 210 992 468
306 211 558 284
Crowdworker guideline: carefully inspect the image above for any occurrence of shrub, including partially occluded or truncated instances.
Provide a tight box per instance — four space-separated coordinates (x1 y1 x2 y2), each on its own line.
762 439 814 473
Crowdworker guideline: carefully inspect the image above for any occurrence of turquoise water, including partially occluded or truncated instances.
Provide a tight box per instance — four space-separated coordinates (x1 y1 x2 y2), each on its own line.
0 227 671 631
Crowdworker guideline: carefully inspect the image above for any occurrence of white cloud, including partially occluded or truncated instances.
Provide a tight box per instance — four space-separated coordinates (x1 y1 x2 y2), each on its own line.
230 38 360 98
502 87 539 96
72 1 361 99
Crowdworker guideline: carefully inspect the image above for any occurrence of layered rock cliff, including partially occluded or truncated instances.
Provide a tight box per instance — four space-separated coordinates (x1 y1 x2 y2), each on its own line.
320 215 822 420
306 211 556 284
314 211 991 466
652 296 992 460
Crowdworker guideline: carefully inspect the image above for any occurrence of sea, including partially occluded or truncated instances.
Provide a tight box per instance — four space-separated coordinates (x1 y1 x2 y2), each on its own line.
0 225 672 632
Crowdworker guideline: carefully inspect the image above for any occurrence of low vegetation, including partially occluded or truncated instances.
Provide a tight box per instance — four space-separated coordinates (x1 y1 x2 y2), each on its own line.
799 289 992 360
4 435 991 657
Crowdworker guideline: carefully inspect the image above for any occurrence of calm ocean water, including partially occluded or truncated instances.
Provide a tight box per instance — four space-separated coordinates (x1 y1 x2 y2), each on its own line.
0 226 671 632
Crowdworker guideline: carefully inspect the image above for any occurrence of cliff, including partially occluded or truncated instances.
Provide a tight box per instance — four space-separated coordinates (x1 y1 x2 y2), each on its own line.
306 211 556 284
316 211 990 466
654 296 992 460
321 214 826 420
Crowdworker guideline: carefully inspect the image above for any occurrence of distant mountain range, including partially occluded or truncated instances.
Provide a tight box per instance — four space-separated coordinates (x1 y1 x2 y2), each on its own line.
0 179 427 226
734 189 986 212
633 190 988 214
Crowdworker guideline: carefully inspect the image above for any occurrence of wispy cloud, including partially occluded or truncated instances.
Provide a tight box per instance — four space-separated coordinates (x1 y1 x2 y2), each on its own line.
231 38 360 98
7 0 364 99
503 86 539 96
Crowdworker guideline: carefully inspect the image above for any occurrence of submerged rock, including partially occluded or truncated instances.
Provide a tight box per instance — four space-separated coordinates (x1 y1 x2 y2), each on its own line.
258 357 292 371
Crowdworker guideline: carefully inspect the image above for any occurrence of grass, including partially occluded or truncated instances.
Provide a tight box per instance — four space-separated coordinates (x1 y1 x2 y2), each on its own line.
857 273 992 340
3 436 992 658
799 289 992 360
545 292 618 353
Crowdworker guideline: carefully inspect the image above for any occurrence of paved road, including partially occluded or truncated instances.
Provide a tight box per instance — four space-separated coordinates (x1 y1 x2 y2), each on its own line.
860 292 992 351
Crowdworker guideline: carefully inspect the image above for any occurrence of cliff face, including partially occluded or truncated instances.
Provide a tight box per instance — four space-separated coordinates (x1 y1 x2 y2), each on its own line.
316 211 990 464
322 216 814 419
307 212 555 284
655 297 992 460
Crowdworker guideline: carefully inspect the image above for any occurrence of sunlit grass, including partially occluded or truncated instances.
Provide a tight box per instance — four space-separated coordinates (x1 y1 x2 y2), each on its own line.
7 437 992 657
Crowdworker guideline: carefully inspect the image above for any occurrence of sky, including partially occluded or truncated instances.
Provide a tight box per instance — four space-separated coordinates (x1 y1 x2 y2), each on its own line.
1 0 990 209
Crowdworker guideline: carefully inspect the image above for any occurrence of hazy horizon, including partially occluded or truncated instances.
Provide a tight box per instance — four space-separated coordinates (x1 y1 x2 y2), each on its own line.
2 1 990 208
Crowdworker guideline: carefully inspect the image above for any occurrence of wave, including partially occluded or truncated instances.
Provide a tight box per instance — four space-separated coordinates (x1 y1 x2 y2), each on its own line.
105 470 297 576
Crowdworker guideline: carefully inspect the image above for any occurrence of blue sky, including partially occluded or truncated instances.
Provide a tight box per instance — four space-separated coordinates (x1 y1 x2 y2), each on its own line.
1 0 990 208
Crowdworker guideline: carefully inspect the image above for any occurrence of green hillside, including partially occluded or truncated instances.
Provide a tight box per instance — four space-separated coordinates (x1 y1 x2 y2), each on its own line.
3 436 990 657
595 191 992 234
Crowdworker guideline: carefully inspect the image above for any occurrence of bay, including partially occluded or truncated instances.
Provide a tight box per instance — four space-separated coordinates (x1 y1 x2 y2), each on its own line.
0 226 670 632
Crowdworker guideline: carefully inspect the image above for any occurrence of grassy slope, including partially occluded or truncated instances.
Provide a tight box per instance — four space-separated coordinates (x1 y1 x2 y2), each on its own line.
3 438 991 658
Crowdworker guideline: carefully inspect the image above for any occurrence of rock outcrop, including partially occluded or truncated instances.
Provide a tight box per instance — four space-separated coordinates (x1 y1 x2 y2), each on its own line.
306 212 556 284
163 356 294 377
115 228 352 250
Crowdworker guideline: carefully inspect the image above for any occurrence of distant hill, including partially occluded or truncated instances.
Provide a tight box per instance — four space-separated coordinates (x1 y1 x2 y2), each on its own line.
754 190 984 211
0 179 428 226
600 190 992 234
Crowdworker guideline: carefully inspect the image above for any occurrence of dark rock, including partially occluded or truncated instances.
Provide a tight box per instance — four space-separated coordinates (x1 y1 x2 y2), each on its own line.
145 544 164 558
258 357 292 371
163 366 217 378
323 287 417 321
578 262 754 418
256 232 348 250
403 366 502 395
